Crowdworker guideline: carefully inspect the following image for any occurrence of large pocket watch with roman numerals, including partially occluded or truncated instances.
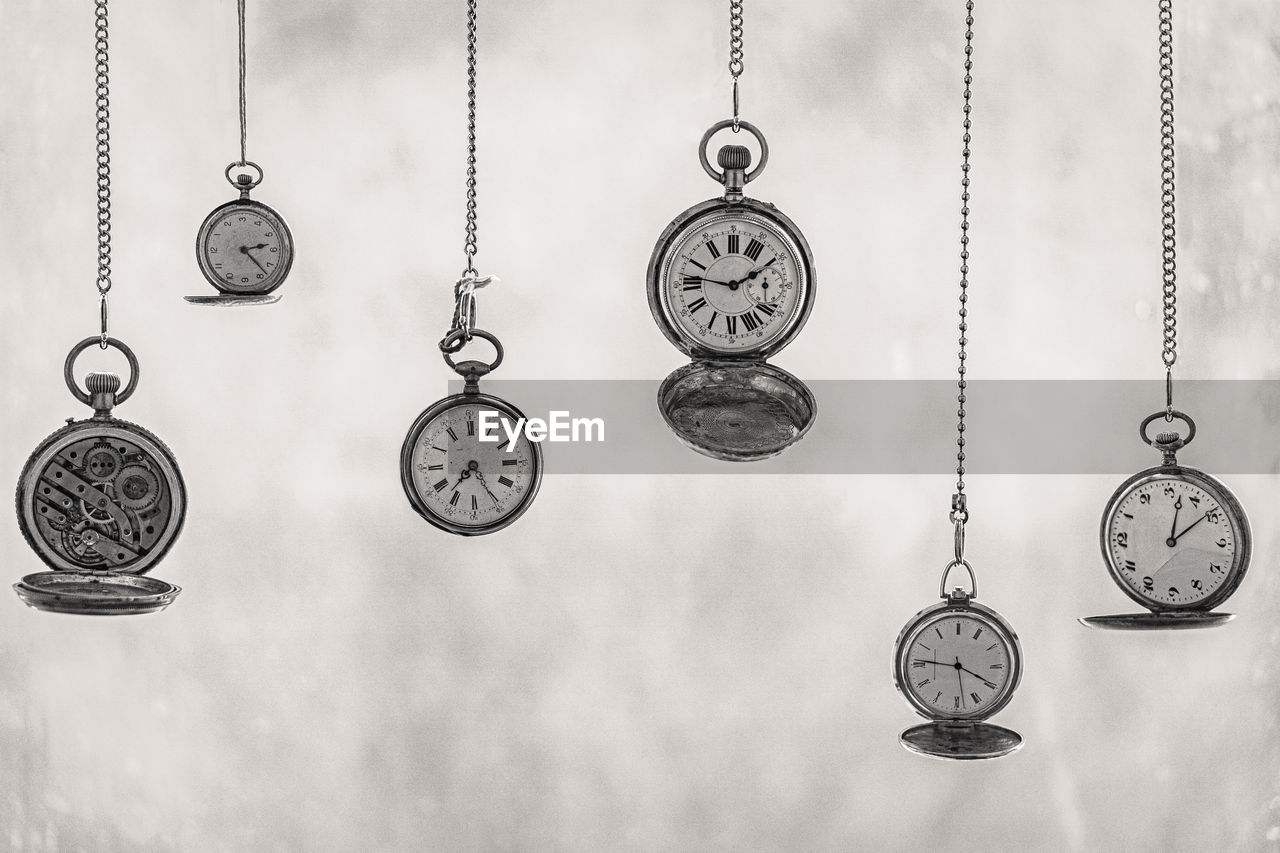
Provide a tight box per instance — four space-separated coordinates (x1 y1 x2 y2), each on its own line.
14 338 186 615
1081 411 1251 630
647 120 816 461
400 325 543 536
894 561 1024 760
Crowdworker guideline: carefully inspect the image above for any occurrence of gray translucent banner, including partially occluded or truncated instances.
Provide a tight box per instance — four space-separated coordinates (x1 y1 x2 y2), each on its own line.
449 380 1280 474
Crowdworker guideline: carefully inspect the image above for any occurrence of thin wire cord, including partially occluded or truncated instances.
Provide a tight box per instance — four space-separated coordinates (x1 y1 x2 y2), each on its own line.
238 0 248 165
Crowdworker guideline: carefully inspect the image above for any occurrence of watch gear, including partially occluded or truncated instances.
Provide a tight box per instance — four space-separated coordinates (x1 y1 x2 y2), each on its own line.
82 441 125 482
115 463 161 513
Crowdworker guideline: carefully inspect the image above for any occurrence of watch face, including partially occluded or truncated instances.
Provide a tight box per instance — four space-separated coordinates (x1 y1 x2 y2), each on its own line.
16 420 186 575
400 394 543 535
650 200 813 358
895 603 1021 722
196 199 294 294
1102 467 1250 611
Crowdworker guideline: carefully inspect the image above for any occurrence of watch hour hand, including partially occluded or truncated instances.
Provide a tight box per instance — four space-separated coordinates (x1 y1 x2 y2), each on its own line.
1166 495 1182 546
239 245 269 275
744 257 777 279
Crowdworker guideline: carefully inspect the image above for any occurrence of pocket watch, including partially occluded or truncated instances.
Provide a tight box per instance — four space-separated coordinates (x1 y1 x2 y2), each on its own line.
400 329 542 536
647 119 816 461
894 560 1024 760
14 338 185 615
1081 411 1251 630
187 162 294 306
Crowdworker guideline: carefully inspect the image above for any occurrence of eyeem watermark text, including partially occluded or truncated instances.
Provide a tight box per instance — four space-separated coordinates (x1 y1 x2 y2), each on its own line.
478 411 605 448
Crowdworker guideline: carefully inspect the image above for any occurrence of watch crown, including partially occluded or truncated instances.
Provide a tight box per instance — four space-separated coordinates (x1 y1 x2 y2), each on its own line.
717 144 752 171
85 371 120 417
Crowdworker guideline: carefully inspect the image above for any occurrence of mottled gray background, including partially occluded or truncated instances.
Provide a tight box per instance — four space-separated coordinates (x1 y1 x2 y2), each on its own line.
1 0 1279 850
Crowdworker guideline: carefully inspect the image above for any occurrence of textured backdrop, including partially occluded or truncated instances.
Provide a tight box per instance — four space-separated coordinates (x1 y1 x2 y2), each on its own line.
1 0 1279 850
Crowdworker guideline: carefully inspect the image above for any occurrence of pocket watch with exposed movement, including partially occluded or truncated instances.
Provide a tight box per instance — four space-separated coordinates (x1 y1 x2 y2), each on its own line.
15 338 186 614
647 119 816 461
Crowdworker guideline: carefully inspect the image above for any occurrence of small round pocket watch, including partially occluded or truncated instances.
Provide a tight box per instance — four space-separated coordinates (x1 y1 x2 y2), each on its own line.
14 338 186 615
1081 411 1250 630
401 328 543 536
894 561 1024 760
647 119 816 461
187 162 294 305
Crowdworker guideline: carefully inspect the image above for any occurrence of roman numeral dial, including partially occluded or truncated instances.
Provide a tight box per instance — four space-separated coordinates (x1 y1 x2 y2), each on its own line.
658 209 810 356
401 400 543 534
898 610 1017 721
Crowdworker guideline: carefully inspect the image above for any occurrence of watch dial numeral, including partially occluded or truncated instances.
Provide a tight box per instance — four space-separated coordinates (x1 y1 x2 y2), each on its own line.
744 239 764 261
969 692 981 705
705 239 721 259
446 427 459 442
449 491 460 506
498 476 514 487
740 310 760 332
682 275 702 290
687 297 707 313
725 315 737 334
433 478 449 492
727 234 740 254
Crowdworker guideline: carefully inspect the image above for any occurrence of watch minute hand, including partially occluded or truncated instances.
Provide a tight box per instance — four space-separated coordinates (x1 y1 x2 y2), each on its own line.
1170 511 1210 544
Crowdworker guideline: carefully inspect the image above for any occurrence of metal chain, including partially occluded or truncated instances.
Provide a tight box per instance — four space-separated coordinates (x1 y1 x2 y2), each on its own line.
94 0 112 348
950 0 976 545
729 0 744 131
238 0 248 165
462 0 479 277
1158 0 1178 414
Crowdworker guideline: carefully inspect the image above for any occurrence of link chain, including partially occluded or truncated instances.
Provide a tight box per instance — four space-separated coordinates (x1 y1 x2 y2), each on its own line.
462 0 479 276
951 0 976 537
729 0 744 131
94 0 112 348
1158 0 1178 414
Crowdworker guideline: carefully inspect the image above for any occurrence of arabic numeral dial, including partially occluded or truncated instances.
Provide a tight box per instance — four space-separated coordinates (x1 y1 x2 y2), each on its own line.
1108 477 1238 608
